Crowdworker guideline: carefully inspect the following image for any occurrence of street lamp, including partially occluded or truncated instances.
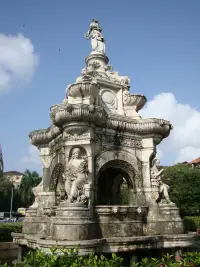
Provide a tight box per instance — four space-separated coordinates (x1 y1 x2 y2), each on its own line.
8 176 14 220
10 185 14 220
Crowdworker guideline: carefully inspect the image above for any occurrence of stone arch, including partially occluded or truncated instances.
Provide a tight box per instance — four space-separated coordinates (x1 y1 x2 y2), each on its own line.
95 150 142 188
96 159 136 205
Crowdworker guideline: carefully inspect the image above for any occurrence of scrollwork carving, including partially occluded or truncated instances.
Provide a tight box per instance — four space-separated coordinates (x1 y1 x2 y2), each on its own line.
95 132 142 151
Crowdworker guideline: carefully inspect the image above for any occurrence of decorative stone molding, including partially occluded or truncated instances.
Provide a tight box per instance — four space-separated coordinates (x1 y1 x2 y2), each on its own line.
51 104 108 127
100 89 117 111
29 113 172 148
107 115 172 138
29 126 62 146
123 89 147 111
63 131 90 141
63 122 89 137
67 81 99 105
94 132 142 150
105 70 130 86
49 134 63 153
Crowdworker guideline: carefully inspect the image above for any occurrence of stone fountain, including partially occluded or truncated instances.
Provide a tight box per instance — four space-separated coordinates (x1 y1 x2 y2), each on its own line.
13 19 195 261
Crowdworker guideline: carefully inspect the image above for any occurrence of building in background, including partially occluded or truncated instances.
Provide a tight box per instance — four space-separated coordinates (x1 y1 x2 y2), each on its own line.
181 157 200 168
189 157 200 168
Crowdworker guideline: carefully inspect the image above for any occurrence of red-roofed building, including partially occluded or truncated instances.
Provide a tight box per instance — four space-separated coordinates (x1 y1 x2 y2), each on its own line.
189 157 200 168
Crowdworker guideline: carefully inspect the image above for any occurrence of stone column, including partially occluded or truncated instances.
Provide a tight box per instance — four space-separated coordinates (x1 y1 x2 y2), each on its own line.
141 138 155 201
141 138 160 235
39 146 52 191
84 142 95 213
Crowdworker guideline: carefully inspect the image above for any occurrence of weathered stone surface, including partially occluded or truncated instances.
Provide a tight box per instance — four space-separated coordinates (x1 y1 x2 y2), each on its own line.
13 19 196 256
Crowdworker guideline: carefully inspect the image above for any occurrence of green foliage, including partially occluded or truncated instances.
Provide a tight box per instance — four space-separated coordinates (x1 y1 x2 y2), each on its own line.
1 247 123 267
131 252 200 267
0 222 22 242
0 169 41 212
2 249 200 267
18 169 42 208
0 175 13 212
183 216 200 232
163 164 200 215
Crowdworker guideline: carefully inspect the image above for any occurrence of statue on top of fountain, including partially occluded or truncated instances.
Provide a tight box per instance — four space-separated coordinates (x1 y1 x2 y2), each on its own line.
85 19 106 54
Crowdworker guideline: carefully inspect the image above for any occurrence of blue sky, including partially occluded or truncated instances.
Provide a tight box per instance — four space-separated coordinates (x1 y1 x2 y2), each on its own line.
0 0 200 174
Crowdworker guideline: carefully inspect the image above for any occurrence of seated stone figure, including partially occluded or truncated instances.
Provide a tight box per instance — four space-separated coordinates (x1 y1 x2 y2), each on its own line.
157 180 174 204
63 148 88 203
30 179 43 208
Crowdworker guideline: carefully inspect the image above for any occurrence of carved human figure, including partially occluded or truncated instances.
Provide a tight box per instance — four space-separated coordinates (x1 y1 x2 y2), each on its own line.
64 148 88 203
157 180 174 204
85 19 106 54
30 179 43 208
150 158 163 187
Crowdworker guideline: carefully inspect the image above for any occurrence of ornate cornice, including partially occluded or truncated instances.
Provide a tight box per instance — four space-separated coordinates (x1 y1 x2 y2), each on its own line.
107 114 172 139
29 126 62 146
51 103 108 127
29 104 172 146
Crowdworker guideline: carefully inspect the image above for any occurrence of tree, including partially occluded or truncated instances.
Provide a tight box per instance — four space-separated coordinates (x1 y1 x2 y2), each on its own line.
0 175 13 211
18 170 42 208
163 164 200 216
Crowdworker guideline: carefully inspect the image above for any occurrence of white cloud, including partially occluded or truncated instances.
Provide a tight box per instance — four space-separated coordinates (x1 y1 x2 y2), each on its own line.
156 148 164 160
0 33 38 93
21 145 42 175
140 93 200 164
22 145 41 166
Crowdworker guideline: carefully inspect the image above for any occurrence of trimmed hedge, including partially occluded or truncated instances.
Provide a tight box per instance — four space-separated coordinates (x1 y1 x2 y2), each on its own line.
0 223 22 242
183 216 200 232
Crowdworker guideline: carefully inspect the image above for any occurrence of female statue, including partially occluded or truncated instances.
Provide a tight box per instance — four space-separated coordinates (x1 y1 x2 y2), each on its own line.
85 19 106 54
64 148 88 203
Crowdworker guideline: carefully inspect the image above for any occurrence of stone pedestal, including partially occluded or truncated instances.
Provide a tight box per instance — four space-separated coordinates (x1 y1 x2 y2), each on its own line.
143 203 183 235
158 204 184 234
95 206 148 238
51 203 97 241
22 192 56 236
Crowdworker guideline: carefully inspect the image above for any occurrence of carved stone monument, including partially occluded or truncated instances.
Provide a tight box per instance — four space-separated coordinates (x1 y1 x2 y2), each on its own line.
13 19 195 258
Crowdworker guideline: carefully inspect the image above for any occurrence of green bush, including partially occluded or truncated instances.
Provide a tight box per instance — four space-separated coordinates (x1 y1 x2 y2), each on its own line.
0 222 22 242
183 216 200 232
131 252 200 266
1 247 123 267
1 248 200 267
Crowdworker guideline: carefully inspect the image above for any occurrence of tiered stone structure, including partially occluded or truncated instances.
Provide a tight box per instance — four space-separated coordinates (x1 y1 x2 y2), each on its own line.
13 19 195 257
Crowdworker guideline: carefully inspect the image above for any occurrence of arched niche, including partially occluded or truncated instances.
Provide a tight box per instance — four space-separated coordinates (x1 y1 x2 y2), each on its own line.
95 150 142 188
96 159 136 205
95 150 144 206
